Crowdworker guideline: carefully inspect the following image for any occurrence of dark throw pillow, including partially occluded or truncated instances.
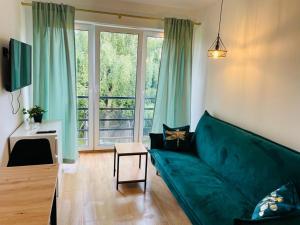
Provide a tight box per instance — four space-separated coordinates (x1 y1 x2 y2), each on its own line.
252 182 300 220
162 124 190 151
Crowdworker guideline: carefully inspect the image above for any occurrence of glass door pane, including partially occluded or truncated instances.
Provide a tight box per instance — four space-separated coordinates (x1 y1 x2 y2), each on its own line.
143 36 164 145
99 32 138 146
75 30 89 148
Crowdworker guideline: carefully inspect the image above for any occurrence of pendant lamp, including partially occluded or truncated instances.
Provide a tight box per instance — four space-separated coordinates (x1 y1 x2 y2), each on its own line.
208 0 227 59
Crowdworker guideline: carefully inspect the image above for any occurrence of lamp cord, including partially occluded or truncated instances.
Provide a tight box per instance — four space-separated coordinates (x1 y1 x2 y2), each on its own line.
10 89 22 115
217 0 224 35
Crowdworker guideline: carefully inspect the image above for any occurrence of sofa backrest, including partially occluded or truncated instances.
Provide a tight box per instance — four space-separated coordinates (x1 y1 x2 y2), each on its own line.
194 111 300 204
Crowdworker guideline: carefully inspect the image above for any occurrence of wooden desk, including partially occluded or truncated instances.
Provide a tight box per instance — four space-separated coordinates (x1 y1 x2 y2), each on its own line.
0 164 58 225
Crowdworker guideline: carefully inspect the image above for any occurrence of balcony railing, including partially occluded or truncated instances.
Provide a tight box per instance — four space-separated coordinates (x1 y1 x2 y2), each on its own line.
77 96 155 146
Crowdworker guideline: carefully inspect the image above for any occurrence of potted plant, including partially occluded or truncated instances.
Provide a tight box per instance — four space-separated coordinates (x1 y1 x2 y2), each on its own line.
23 105 46 123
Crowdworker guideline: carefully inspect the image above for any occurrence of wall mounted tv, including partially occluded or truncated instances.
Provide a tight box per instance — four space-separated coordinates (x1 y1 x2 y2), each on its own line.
3 39 32 92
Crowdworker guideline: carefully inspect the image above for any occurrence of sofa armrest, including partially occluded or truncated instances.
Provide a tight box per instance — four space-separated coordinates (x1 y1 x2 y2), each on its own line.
234 215 300 225
149 133 164 149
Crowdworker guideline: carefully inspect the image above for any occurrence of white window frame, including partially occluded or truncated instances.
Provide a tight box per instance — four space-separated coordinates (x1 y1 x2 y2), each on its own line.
138 31 164 144
75 23 95 151
75 22 163 151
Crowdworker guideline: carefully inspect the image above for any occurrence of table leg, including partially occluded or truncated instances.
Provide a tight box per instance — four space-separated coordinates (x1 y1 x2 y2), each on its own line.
144 153 148 192
113 146 116 177
116 154 120 191
50 189 57 225
139 154 141 169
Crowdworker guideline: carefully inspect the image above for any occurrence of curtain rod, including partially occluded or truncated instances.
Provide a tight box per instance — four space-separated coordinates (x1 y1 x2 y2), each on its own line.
21 1 201 25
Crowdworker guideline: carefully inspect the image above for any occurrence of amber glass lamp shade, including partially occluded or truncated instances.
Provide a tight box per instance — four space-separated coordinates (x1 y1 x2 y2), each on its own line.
208 35 227 59
208 49 227 59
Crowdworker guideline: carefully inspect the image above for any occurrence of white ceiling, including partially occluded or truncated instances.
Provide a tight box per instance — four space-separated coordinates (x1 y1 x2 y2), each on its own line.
118 0 218 11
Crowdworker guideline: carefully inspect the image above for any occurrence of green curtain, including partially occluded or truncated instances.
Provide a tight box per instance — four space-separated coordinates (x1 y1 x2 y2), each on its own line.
152 18 193 132
32 2 77 161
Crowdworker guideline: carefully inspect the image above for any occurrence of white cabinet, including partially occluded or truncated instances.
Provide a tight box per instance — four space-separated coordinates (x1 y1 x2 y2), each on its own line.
10 121 63 196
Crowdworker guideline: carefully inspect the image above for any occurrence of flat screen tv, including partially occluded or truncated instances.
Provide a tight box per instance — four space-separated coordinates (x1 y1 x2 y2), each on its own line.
4 39 32 92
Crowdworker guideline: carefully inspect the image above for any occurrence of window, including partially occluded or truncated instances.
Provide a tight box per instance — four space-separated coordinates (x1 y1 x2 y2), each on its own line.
99 32 138 146
75 29 89 147
75 24 163 150
143 36 163 145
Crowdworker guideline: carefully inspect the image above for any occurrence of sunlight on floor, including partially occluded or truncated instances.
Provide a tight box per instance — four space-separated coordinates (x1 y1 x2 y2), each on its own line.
57 152 190 225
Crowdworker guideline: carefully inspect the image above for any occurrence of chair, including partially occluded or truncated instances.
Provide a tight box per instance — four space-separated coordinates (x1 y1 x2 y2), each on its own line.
8 138 53 167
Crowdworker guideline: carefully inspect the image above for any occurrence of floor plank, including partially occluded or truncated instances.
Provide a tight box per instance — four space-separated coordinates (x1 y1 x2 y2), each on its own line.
58 152 191 225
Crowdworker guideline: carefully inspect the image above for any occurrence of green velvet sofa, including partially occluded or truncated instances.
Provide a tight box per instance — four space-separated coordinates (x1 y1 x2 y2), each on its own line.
149 111 300 225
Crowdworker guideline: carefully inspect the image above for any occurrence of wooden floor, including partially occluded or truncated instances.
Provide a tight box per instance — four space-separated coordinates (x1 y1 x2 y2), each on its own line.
57 152 191 225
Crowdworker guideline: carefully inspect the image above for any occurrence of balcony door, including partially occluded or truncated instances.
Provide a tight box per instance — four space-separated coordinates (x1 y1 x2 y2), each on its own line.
75 24 163 150
96 29 139 148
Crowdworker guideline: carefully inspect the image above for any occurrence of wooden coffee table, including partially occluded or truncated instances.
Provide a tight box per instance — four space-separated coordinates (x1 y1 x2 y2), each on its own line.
113 143 148 192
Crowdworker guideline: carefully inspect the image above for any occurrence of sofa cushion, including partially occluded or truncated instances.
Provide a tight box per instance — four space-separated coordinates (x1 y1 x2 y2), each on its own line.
252 182 300 220
150 149 253 225
163 124 191 151
194 111 300 205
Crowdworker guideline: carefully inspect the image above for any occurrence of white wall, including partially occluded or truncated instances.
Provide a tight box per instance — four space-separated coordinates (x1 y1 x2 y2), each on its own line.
191 24 207 131
0 0 27 166
197 0 300 151
33 0 200 29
